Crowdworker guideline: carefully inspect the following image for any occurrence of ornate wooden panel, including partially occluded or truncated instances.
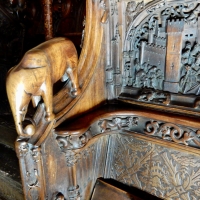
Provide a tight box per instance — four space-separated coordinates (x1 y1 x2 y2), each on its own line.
106 133 200 200
103 0 200 115
6 0 200 199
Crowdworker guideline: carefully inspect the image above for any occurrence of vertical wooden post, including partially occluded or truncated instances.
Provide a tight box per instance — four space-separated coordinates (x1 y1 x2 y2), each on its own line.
42 0 53 40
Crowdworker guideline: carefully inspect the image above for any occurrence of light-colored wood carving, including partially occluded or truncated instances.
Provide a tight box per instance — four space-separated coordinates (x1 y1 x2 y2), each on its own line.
6 37 80 138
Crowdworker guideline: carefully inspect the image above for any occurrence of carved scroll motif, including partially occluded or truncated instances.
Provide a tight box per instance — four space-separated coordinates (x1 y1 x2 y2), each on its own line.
56 129 92 150
145 121 200 146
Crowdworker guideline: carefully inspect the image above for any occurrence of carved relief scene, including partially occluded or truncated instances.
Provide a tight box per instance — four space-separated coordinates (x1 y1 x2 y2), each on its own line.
120 0 200 112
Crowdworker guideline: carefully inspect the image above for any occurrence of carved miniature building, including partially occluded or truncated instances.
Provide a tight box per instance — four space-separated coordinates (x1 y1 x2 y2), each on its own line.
164 19 184 93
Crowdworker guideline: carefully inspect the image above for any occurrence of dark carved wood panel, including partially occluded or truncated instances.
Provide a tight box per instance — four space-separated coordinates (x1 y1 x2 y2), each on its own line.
102 0 200 115
106 133 200 200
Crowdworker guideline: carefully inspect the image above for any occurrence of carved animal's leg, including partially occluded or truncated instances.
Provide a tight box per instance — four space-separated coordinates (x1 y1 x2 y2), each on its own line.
41 80 55 121
66 63 81 96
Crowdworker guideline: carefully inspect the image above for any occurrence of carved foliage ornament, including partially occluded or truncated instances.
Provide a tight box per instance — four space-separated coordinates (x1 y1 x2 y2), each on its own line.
57 141 95 167
56 130 92 150
110 135 200 199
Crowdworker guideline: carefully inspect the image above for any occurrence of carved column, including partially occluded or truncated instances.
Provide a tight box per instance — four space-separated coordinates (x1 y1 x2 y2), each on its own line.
42 0 53 40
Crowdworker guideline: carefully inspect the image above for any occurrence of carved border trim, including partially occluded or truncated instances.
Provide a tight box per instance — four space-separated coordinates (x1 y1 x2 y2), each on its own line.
144 121 200 147
56 114 200 150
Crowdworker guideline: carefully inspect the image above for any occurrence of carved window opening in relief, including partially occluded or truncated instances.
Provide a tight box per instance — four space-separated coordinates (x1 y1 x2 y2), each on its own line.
121 1 200 110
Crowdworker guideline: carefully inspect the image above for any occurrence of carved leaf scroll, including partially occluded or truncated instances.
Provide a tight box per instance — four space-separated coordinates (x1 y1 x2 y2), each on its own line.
145 121 200 147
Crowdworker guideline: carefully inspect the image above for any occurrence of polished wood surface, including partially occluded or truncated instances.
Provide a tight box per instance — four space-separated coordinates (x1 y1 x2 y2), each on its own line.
5 0 200 199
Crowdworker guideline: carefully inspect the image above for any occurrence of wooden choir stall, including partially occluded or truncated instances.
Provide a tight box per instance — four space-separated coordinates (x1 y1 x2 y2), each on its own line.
6 0 200 199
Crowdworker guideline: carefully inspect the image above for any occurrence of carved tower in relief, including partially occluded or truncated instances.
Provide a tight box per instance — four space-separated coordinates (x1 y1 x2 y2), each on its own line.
164 19 184 93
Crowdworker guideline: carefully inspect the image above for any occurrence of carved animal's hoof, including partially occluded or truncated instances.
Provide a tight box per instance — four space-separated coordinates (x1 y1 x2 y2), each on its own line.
71 88 81 97
45 113 55 121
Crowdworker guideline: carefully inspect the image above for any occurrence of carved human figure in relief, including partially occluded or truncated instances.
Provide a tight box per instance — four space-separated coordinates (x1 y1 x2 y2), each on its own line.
133 61 163 90
124 61 133 86
180 42 200 94
6 37 81 137
126 1 143 26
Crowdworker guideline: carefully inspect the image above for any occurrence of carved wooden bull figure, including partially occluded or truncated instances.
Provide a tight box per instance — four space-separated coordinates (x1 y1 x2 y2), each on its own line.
6 37 81 137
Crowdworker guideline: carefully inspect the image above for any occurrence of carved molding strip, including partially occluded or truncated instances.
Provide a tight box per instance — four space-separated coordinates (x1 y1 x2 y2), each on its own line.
56 114 200 150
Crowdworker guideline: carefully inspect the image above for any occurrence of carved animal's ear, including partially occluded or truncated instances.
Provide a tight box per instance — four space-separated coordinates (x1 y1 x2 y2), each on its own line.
32 96 41 108
20 50 47 69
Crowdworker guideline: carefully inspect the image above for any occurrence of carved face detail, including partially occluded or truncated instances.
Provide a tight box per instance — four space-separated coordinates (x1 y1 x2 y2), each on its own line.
126 1 136 13
195 54 200 65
